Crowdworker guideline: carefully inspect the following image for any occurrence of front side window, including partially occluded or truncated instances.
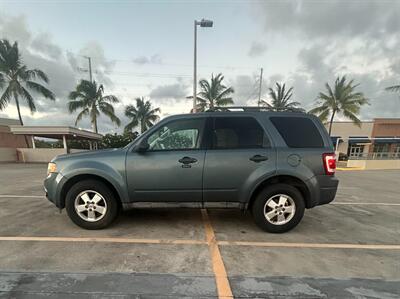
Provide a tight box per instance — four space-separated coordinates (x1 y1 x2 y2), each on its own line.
147 118 205 151
212 117 270 149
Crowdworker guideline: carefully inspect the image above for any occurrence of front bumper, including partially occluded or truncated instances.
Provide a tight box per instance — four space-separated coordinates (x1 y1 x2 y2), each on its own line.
44 172 67 209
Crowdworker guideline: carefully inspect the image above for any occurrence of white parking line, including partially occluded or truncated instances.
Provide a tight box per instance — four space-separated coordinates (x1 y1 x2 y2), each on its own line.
332 202 400 206
218 241 400 250
0 195 44 198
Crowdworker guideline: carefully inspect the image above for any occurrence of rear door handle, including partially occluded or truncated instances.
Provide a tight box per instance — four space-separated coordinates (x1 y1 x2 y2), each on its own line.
249 155 268 163
179 156 198 164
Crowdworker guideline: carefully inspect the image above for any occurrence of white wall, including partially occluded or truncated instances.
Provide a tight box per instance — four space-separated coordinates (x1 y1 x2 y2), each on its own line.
16 148 67 163
0 147 17 162
347 159 400 170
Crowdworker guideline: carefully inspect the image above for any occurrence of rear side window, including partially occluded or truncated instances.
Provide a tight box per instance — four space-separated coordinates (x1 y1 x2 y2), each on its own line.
270 116 324 148
212 117 270 149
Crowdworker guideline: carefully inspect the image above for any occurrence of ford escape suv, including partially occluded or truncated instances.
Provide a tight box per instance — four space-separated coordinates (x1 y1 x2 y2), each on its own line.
44 107 339 233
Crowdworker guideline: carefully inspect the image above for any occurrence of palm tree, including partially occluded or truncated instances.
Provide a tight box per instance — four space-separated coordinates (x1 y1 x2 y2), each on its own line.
309 76 369 135
124 97 160 133
190 73 234 112
0 39 55 128
68 80 120 133
261 82 301 110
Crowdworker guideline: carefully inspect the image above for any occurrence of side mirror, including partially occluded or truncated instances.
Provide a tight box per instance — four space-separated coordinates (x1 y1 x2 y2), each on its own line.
137 140 150 152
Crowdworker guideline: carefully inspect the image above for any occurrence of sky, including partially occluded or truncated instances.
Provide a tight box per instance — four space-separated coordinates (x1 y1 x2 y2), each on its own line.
0 0 399 133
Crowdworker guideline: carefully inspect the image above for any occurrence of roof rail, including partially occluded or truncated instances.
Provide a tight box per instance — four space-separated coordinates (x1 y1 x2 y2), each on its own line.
205 106 305 113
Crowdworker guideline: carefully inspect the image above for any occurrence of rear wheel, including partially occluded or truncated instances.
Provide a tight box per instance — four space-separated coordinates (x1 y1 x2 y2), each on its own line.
65 180 119 229
252 183 305 233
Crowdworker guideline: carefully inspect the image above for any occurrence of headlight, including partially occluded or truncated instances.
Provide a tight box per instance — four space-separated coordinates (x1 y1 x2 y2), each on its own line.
47 162 57 175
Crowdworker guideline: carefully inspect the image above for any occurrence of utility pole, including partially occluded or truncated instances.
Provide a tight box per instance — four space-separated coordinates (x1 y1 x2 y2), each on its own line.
83 56 93 82
258 67 263 107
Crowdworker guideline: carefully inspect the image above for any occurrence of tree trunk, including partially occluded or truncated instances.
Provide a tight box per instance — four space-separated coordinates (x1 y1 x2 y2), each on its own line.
141 119 145 134
93 115 98 133
210 99 214 109
14 94 29 147
328 110 336 136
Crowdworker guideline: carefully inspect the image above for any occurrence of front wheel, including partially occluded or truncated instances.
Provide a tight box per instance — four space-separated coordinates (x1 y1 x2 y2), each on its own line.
252 184 305 233
65 180 119 229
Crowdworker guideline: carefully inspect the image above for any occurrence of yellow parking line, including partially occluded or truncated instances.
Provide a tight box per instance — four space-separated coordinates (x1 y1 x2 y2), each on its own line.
218 241 400 250
0 236 206 245
201 209 233 299
336 167 365 171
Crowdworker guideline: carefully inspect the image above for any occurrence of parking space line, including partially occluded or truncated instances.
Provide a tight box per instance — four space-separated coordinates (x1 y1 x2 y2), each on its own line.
201 209 233 299
0 195 43 198
218 241 400 250
0 236 206 245
332 202 400 206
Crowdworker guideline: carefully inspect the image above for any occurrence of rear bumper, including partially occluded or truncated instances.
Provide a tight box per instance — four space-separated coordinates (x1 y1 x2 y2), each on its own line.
306 175 339 208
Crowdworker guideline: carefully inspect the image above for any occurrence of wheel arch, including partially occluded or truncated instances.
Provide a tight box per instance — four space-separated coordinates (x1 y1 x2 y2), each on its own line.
60 174 123 209
247 175 312 210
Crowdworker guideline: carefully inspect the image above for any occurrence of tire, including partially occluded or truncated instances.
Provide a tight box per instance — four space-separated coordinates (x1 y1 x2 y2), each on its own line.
251 183 305 233
65 180 119 229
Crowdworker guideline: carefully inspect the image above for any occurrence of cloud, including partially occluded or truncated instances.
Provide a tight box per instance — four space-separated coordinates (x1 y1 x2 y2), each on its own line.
250 0 400 119
30 33 62 60
132 54 162 65
248 41 267 57
0 13 119 134
149 81 189 101
254 0 400 40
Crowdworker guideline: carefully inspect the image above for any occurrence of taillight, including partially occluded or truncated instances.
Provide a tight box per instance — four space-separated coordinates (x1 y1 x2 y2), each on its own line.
323 153 336 175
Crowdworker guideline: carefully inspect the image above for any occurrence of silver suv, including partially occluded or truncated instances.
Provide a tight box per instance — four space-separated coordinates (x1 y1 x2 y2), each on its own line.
44 107 339 233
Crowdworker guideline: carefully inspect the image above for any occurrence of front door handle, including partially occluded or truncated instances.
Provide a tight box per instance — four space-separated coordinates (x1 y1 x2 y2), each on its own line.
250 155 269 163
179 156 198 164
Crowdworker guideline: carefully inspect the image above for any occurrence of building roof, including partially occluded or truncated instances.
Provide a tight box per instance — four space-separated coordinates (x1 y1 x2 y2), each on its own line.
9 126 103 140
0 118 21 126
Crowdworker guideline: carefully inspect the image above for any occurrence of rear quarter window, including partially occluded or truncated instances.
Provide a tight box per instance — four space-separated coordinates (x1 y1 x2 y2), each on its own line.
270 116 324 148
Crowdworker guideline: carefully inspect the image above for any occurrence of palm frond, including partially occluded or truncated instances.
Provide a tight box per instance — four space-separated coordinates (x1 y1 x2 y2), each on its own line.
68 99 86 112
19 85 36 112
385 85 400 93
75 108 89 126
0 84 12 110
25 81 55 100
99 102 121 126
102 95 119 103
24 69 49 83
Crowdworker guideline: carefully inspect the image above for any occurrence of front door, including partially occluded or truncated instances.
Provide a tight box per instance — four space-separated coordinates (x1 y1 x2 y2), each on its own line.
203 116 276 202
126 117 207 202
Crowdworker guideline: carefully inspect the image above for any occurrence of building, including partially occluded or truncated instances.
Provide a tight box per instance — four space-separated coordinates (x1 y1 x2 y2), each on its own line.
329 118 400 160
0 118 31 148
0 118 102 162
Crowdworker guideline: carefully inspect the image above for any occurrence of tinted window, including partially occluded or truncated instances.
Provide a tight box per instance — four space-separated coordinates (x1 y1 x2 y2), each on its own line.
147 118 205 150
270 116 324 148
212 117 270 149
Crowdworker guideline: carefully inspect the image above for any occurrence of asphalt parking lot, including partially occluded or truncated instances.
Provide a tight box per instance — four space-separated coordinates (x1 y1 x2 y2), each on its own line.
0 163 399 298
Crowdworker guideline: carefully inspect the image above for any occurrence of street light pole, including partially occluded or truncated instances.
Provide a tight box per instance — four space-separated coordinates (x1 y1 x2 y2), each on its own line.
193 20 198 113
193 19 213 113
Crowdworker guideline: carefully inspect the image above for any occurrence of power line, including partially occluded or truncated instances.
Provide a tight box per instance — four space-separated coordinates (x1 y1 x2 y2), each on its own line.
68 51 259 71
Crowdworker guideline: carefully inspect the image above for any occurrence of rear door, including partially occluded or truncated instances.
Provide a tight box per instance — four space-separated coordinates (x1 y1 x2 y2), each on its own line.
203 116 276 203
269 115 332 177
